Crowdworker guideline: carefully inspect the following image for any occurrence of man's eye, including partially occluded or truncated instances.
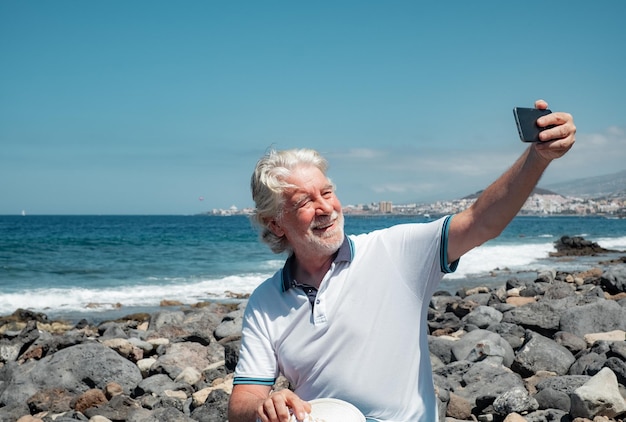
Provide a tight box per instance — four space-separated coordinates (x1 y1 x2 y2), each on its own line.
298 199 311 208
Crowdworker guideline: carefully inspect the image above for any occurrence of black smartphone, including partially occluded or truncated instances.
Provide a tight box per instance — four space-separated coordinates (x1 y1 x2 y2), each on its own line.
513 107 552 142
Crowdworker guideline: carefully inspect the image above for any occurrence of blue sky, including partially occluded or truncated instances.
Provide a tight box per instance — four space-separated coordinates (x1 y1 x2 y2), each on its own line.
2 1 625 215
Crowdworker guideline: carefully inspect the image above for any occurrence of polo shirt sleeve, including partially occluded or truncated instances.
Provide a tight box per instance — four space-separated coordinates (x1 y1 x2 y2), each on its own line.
233 290 280 387
440 214 459 274
377 215 458 300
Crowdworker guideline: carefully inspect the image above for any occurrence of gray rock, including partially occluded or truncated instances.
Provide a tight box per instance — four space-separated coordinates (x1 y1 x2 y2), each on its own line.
430 293 461 311
433 361 473 392
486 322 526 349
0 401 30 421
151 395 187 412
605 356 626 386
451 329 514 367
610 340 626 360
492 386 539 415
155 407 196 421
214 308 245 341
25 329 85 357
462 305 503 329
190 389 230 422
100 323 129 339
136 374 179 396
143 305 228 347
223 339 241 373
535 374 590 395
553 331 587 354
551 235 611 256
178 306 225 345
151 341 223 379
536 269 557 284
463 293 491 307
127 407 156 421
570 367 626 419
533 387 570 412
430 353 445 371
543 280 576 300
0 341 21 363
0 342 142 405
580 285 607 300
601 264 626 294
83 394 142 420
590 339 613 355
560 299 626 337
128 406 195 421
523 409 571 422
502 301 562 332
568 351 606 376
127 336 154 353
520 280 547 297
428 311 462 333
0 320 41 363
428 335 456 365
512 331 575 377
149 310 185 331
455 361 525 406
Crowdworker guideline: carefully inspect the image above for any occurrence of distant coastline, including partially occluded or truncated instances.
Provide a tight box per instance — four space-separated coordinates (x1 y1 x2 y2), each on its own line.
203 190 626 219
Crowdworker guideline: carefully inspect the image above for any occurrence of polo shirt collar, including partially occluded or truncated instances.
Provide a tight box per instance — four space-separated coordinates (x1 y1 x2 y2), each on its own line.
281 235 354 292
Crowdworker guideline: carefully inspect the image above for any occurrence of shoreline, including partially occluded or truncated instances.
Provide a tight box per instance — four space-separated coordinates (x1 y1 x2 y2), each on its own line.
2 297 248 326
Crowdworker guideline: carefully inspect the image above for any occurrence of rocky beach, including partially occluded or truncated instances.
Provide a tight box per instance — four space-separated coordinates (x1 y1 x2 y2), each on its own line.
1 236 626 422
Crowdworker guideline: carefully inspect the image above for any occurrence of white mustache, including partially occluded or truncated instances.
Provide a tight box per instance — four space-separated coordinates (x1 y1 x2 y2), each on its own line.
311 211 340 230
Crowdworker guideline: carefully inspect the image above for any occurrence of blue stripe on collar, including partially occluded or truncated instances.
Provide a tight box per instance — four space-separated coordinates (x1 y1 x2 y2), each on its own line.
281 235 354 292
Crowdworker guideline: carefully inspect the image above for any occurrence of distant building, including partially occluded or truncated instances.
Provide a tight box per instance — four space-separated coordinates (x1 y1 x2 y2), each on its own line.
379 201 393 214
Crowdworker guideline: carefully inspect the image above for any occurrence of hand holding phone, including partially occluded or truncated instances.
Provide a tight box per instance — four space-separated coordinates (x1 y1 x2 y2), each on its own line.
513 107 553 142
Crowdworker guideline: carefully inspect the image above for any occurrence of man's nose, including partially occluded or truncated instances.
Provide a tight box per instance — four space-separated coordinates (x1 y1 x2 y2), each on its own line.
316 196 334 214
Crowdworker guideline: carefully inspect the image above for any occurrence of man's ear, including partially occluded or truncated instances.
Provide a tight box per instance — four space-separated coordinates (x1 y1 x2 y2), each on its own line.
268 219 284 237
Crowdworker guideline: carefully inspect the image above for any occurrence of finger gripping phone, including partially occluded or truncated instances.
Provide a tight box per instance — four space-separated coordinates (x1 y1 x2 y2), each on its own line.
513 107 552 142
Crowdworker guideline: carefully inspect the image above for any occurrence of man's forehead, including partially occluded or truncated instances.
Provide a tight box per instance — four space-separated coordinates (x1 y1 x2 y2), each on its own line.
284 180 332 195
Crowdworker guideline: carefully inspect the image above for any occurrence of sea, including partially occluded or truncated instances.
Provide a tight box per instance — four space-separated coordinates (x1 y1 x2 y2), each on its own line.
1 214 626 322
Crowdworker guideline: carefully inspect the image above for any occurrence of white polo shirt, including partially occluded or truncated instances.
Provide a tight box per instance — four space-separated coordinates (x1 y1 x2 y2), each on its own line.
234 216 457 422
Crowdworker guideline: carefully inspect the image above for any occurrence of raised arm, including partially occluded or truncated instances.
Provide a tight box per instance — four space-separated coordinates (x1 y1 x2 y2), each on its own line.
447 99 576 263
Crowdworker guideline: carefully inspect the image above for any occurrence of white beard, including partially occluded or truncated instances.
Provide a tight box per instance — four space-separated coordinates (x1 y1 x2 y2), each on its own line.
303 211 345 256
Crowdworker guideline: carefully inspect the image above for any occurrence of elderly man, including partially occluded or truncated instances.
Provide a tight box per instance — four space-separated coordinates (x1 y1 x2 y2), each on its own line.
228 100 576 422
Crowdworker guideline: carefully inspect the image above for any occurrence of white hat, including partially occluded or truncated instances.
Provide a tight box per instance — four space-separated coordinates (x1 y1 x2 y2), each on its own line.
290 398 365 422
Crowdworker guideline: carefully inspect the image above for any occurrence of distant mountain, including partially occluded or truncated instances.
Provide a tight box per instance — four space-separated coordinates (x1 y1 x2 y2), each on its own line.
460 170 626 201
543 170 626 198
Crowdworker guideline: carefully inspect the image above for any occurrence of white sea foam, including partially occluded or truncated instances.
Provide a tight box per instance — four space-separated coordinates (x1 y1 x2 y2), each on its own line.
0 273 271 316
447 241 555 279
596 235 626 250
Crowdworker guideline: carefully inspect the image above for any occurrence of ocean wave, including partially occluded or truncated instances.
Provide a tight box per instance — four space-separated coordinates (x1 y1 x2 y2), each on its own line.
596 236 626 250
0 273 271 316
446 242 555 279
